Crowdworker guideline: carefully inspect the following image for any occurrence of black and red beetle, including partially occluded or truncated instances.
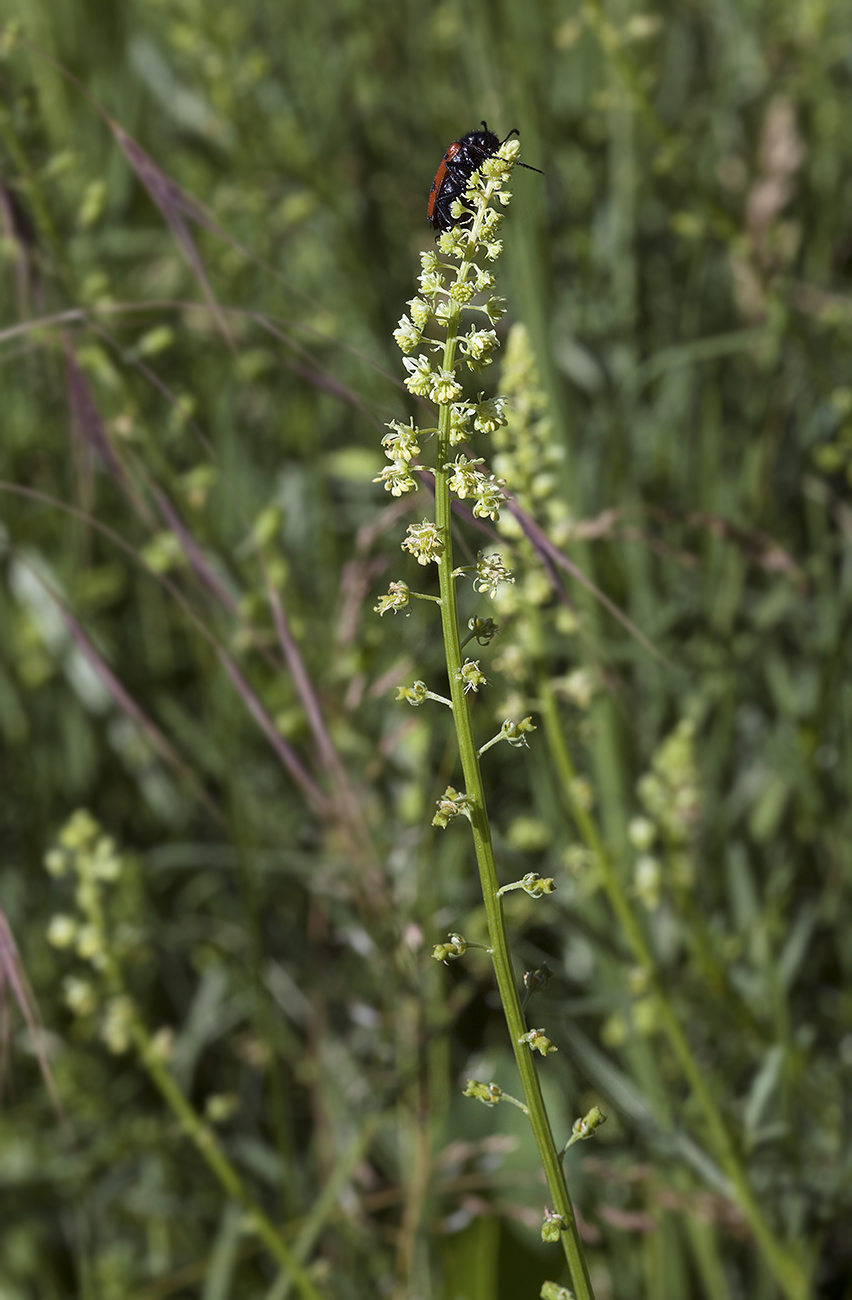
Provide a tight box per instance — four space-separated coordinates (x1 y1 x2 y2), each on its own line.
427 121 542 233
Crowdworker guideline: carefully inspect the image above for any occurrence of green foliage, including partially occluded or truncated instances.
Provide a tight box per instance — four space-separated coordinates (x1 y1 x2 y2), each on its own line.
1 0 851 1297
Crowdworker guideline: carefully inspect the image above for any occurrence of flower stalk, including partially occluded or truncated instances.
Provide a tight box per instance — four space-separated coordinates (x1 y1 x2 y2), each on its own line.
538 669 809 1300
491 326 810 1300
45 812 323 1300
380 138 597 1300
435 462 595 1296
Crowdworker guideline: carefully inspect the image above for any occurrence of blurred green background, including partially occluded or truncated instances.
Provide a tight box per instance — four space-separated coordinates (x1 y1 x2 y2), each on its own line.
1 0 851 1297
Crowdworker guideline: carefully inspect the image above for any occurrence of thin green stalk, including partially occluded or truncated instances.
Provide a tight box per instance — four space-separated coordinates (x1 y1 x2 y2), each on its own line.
131 1023 325 1300
265 1116 379 1300
433 332 595 1300
533 666 810 1300
59 816 325 1300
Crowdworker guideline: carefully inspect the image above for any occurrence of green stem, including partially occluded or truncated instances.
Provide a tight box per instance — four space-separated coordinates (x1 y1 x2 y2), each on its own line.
268 1117 379 1300
131 1023 325 1300
534 668 810 1300
95 902 318 1293
432 310 595 1300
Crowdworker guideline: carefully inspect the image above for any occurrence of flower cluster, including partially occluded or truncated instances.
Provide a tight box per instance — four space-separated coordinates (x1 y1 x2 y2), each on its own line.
473 550 514 598
396 680 428 706
540 1283 574 1300
432 785 475 828
636 717 701 845
483 322 590 727
478 715 537 758
462 1079 529 1114
380 139 520 610
432 933 469 963
631 718 702 909
396 679 452 709
523 962 554 1003
492 322 573 549
401 520 444 566
441 453 507 522
457 658 487 694
518 1027 558 1056
45 809 146 1056
463 1078 505 1107
432 932 492 963
462 615 500 647
374 463 418 497
374 580 410 616
498 871 556 899
500 716 536 747
560 1106 608 1156
567 1105 607 1145
541 1208 570 1244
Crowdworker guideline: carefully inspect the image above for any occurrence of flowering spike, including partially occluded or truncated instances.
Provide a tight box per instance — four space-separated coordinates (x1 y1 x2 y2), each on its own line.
380 129 597 1300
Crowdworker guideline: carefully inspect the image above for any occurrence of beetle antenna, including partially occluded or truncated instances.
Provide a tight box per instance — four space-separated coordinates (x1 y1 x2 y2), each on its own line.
500 127 542 172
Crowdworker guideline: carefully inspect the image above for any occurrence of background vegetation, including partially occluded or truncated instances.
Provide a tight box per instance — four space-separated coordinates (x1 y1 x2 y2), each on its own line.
1 0 851 1297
